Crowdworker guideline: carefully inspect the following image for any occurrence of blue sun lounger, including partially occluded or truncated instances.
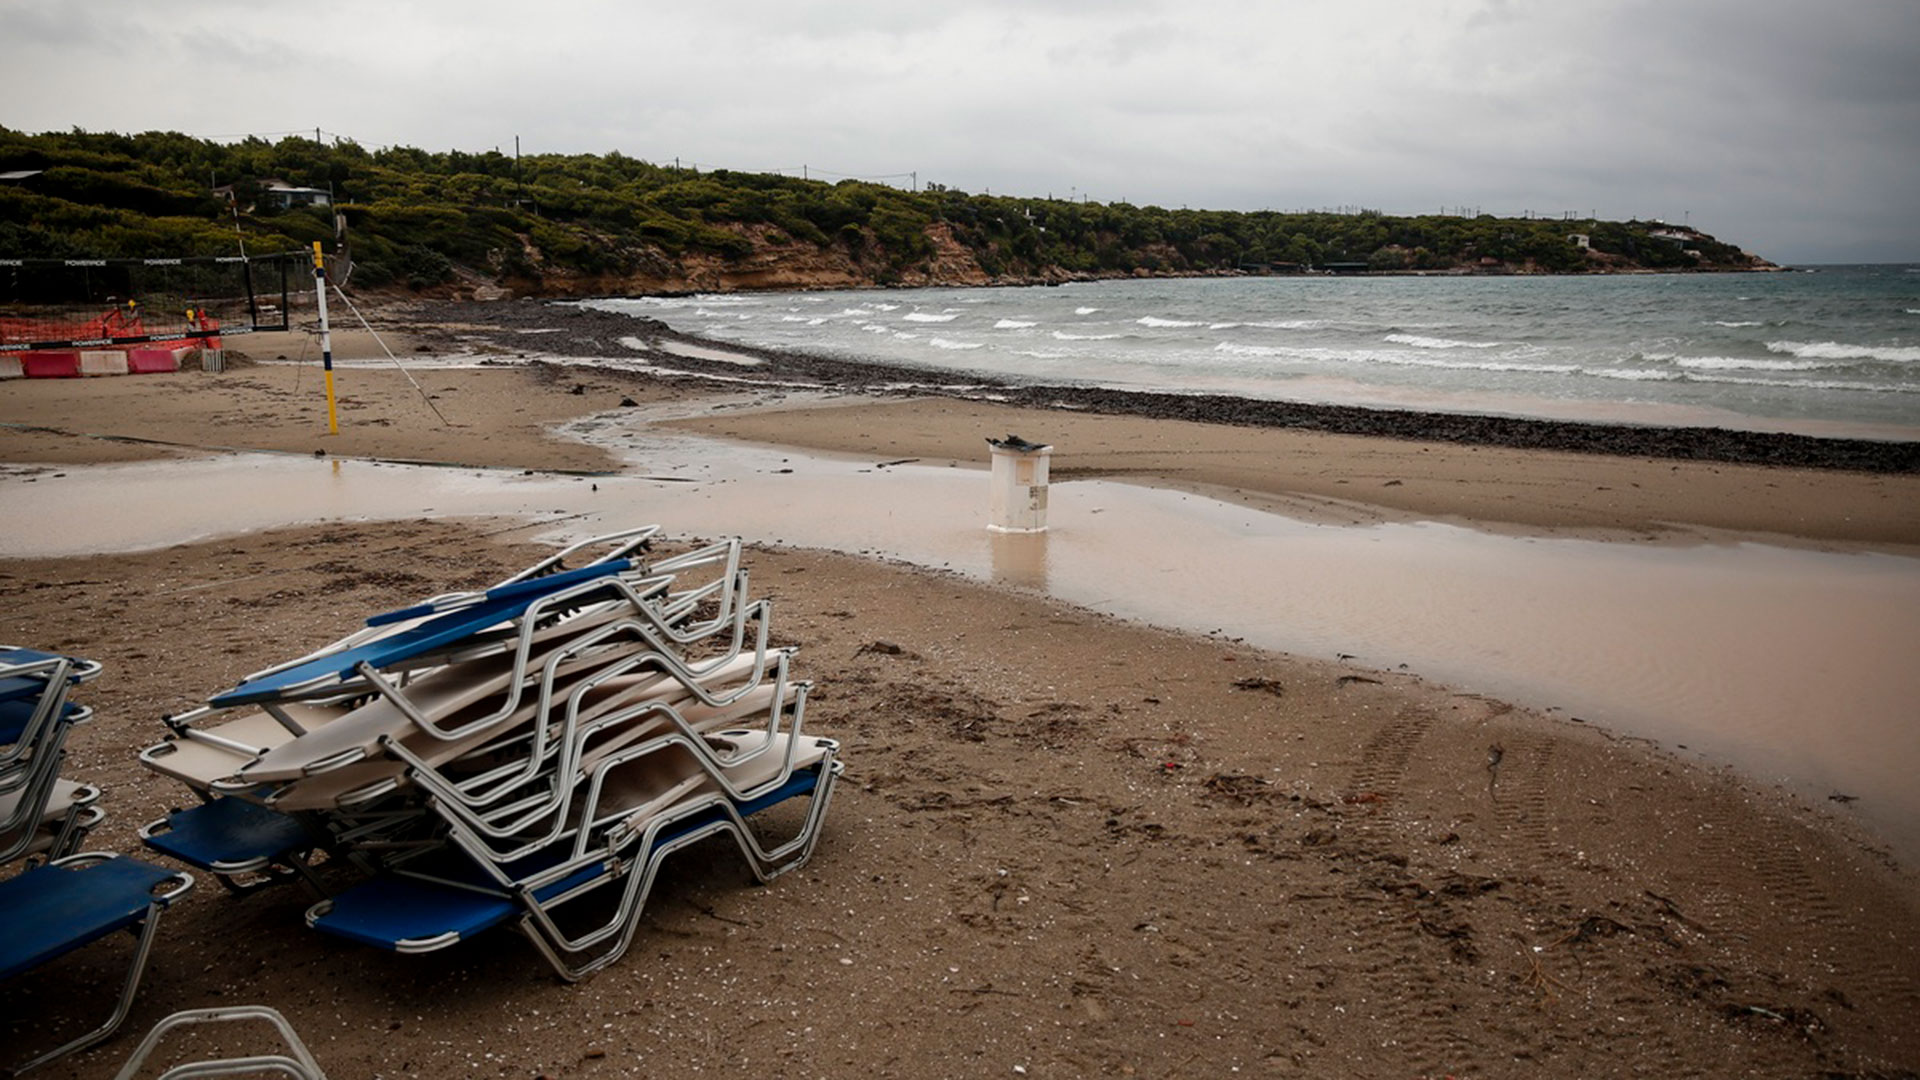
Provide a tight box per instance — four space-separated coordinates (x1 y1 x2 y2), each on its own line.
2 647 101 782
3 648 105 868
138 798 321 894
0 853 194 1074
209 561 636 710
306 755 838 980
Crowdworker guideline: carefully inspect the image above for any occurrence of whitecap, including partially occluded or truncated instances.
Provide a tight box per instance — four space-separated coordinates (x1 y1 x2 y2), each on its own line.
1585 367 1682 382
1768 340 1920 364
994 319 1038 329
904 312 958 323
1138 316 1204 328
1696 375 1913 393
1053 331 1124 341
928 337 984 350
1215 342 1292 358
1246 319 1322 330
1672 356 1832 372
1708 320 1762 328
1383 333 1501 350
1075 306 1101 315
1212 341 1576 374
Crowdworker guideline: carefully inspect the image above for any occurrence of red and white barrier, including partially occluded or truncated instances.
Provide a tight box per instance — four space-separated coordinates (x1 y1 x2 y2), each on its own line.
19 351 81 378
80 350 130 376
1 345 198 379
127 347 186 374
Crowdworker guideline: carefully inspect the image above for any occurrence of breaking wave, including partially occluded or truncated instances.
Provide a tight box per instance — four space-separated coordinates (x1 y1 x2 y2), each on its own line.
1585 367 1682 381
1213 341 1576 374
1768 340 1920 363
1383 333 1501 350
1673 356 1834 372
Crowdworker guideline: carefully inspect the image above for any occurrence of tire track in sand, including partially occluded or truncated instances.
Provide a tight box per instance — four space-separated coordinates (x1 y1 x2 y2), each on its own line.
1335 707 1478 1076
1492 732 1693 1077
1676 798 1920 1037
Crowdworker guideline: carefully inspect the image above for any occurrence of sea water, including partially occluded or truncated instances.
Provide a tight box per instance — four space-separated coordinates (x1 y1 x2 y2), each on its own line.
584 265 1920 439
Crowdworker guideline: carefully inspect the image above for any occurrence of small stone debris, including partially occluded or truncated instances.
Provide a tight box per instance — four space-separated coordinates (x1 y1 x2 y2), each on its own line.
855 639 917 659
1231 676 1286 696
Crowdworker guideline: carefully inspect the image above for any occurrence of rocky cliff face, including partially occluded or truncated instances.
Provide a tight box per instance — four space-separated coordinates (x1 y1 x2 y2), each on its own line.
484 221 995 298
415 219 1777 303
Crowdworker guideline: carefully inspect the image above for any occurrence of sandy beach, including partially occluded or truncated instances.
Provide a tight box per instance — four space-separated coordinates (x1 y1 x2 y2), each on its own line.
3 306 1918 1078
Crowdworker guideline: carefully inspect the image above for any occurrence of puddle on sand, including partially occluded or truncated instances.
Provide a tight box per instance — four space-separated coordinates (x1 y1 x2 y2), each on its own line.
0 457 610 556
4 420 1918 865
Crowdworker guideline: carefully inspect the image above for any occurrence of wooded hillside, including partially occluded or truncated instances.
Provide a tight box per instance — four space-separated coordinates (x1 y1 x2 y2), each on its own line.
0 128 1775 295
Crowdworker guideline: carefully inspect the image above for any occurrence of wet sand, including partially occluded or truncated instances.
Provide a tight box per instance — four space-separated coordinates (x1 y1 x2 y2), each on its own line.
3 522 1917 1078
0 333 665 472
10 411 1916 866
664 395 1920 551
2 304 1919 1076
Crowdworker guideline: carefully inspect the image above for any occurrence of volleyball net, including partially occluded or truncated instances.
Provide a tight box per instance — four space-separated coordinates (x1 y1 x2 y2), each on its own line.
0 251 303 352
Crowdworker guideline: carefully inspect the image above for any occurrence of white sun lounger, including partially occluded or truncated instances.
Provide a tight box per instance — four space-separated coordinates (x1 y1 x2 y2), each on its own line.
397 664 807 864
0 777 103 865
265 648 775 813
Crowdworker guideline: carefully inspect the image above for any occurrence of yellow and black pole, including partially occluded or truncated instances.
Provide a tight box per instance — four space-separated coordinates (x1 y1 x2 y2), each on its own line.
312 240 339 435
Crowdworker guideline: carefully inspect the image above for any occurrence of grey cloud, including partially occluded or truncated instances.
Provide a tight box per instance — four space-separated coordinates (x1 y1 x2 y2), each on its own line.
0 0 1914 261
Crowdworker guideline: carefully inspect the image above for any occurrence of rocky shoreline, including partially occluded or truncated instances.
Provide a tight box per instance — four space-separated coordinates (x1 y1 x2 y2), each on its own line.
410 298 1920 475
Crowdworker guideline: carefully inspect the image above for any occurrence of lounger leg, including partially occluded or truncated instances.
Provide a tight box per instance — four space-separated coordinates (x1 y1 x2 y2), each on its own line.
516 825 707 983
107 1005 328 1080
8 900 167 1076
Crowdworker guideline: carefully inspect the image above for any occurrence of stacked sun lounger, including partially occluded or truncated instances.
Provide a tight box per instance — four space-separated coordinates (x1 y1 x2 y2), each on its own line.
137 527 841 980
2 648 197 1074
2 646 107 865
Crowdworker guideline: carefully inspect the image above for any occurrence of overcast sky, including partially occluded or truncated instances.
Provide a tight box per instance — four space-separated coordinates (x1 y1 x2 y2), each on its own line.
4 0 1917 263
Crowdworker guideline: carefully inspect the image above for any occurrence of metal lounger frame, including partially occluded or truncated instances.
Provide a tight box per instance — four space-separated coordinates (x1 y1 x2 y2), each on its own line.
110 1005 328 1080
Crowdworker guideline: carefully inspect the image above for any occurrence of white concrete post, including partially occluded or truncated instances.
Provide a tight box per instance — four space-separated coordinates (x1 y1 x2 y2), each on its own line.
987 434 1052 532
